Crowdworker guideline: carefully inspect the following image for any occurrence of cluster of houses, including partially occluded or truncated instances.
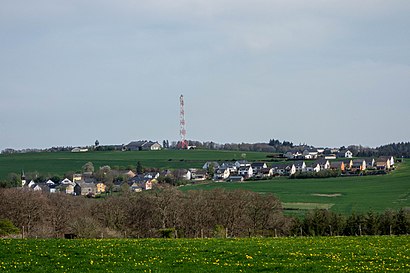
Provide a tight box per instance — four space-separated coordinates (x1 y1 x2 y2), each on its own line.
19 167 206 196
284 148 353 160
204 156 395 182
20 154 396 195
71 140 162 153
20 169 158 195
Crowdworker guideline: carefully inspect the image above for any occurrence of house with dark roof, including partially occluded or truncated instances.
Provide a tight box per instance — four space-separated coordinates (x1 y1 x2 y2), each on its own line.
255 168 274 178
337 150 353 158
235 160 251 168
315 159 330 170
228 176 244 182
124 140 162 151
378 156 394 168
272 163 293 175
129 174 156 191
214 168 230 181
283 150 303 159
366 158 376 169
238 166 253 178
220 162 237 172
306 162 321 173
376 157 393 170
303 149 319 159
74 180 97 196
351 159 367 171
190 169 208 181
330 161 345 172
291 161 306 174
251 162 268 173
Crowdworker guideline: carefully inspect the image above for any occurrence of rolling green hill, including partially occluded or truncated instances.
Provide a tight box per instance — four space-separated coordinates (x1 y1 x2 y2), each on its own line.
184 161 410 214
1 150 409 215
0 149 269 179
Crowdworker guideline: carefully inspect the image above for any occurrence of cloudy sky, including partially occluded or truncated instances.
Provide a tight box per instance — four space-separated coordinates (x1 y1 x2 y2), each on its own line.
1 0 409 150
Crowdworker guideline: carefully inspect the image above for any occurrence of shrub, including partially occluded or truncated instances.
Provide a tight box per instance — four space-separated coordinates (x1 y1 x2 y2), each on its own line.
159 228 175 238
0 219 20 237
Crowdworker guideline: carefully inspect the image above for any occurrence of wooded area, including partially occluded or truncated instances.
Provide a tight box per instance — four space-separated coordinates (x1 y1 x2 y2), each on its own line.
0 188 408 239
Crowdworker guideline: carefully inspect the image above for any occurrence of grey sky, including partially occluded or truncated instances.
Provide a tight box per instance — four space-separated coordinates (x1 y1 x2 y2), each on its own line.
1 0 409 150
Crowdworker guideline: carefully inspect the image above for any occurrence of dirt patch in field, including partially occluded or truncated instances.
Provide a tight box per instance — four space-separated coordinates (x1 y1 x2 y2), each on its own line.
311 193 342 197
282 202 334 210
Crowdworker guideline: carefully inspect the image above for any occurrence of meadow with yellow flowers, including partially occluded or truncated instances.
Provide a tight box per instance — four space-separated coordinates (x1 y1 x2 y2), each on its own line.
0 236 409 272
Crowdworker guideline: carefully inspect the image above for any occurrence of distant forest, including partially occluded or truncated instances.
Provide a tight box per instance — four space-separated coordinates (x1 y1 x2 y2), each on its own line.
356 142 410 158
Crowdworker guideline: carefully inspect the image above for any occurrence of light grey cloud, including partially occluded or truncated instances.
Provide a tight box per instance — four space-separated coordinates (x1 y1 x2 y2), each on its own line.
1 0 409 149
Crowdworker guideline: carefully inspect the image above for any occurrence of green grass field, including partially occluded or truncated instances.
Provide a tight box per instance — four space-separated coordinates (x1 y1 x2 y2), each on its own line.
0 237 408 273
1 150 409 215
184 162 410 214
0 150 270 179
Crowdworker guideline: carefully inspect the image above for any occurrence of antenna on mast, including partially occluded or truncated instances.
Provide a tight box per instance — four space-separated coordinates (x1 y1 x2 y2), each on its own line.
179 94 188 149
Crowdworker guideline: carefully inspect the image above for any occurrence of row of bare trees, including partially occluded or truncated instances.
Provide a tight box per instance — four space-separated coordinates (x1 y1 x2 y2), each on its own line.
0 188 292 238
1 188 408 238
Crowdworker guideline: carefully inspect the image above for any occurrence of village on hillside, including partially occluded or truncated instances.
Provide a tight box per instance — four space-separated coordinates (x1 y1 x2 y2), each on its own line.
19 141 398 197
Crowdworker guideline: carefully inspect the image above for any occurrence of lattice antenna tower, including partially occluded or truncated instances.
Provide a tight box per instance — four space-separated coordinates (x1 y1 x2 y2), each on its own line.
179 94 188 149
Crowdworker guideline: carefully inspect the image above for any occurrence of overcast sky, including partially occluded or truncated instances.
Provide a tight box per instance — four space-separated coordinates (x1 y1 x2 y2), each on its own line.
1 0 409 150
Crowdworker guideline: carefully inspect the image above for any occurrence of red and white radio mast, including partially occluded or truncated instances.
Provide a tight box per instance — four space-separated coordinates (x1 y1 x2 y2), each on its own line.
179 94 188 149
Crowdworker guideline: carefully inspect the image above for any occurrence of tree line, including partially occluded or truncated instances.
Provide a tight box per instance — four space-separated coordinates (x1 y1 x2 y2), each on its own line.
4 140 409 158
355 142 410 158
0 188 408 239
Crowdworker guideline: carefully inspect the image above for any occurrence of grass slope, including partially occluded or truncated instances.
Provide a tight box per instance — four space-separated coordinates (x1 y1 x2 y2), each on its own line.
0 150 269 179
0 237 408 273
184 162 410 214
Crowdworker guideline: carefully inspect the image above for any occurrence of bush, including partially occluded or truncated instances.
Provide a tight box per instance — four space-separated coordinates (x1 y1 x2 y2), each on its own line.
213 225 226 238
0 219 20 237
159 228 175 238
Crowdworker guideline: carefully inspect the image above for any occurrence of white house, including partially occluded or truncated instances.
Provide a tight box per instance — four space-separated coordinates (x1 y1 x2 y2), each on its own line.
214 168 230 181
251 162 268 173
367 158 376 168
284 150 303 159
71 147 88 153
235 160 251 168
258 168 274 178
303 149 319 160
324 154 337 160
221 162 238 172
46 179 55 186
306 163 321 173
181 170 192 180
293 161 307 173
337 150 353 158
238 166 253 178
316 160 330 170
60 178 75 186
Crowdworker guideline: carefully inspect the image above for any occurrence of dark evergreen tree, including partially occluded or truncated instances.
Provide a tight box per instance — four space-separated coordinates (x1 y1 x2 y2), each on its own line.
136 161 143 175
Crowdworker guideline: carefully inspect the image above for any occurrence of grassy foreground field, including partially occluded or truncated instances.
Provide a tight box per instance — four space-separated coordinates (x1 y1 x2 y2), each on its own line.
0 150 269 179
184 161 410 214
0 237 409 273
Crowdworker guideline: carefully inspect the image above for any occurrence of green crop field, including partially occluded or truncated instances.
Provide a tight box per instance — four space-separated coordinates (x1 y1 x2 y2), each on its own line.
184 162 410 214
0 237 408 272
1 150 409 215
0 150 270 179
